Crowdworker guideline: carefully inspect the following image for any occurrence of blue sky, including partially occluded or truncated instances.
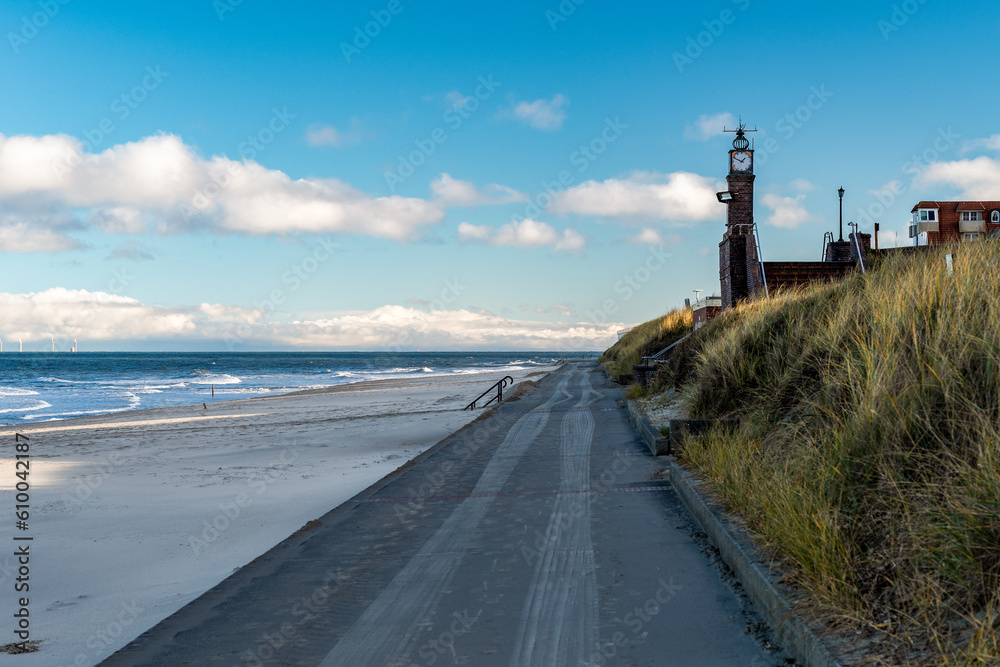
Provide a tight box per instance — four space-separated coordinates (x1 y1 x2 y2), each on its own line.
1 0 998 350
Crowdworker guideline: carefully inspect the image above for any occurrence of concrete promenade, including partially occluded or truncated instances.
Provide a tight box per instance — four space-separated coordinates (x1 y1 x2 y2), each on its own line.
104 362 788 666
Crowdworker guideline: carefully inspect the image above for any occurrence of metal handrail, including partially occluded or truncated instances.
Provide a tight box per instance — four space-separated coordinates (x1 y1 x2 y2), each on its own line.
753 221 770 299
821 231 834 260
642 334 692 365
465 376 514 410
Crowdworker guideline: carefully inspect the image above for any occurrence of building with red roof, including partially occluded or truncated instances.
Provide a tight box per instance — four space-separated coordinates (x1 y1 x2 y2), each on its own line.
910 201 1000 245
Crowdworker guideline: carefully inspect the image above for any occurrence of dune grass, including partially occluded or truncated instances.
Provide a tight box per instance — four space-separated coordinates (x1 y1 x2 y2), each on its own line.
645 242 1000 664
599 308 692 381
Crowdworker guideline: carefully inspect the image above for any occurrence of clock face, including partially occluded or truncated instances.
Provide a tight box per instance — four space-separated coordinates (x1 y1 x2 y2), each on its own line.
731 151 752 172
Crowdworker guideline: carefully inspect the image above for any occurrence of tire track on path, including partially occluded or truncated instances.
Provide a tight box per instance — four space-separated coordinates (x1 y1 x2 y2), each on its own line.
319 372 575 667
509 371 600 666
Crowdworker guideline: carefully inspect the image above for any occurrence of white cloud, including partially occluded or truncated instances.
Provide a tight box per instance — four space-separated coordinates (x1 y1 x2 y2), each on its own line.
89 207 146 234
305 121 363 148
458 219 586 254
548 171 722 224
961 134 1000 154
508 94 568 131
430 174 526 207
445 91 472 109
0 132 446 246
789 178 815 192
915 156 1000 200
0 288 196 340
626 228 682 247
0 222 83 253
761 193 819 229
684 113 736 141
0 290 621 350
456 222 494 242
107 241 154 261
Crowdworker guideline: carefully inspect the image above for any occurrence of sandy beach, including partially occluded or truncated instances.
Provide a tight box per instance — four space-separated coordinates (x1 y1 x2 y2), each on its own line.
0 367 555 665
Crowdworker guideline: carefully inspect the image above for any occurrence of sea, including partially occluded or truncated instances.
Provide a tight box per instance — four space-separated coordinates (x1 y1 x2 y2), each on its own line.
0 351 584 426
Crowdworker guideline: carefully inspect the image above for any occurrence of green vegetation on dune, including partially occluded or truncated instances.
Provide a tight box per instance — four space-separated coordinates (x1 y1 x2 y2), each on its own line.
599 308 692 379
616 243 1000 665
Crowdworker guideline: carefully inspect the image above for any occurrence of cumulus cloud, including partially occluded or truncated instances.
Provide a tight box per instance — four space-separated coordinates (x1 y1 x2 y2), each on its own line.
0 288 196 341
107 241 154 261
430 174 526 207
915 156 1000 200
548 171 722 224
305 121 364 148
458 219 586 254
0 132 446 248
626 228 682 247
0 221 83 253
761 193 819 229
0 290 620 350
684 112 736 141
506 94 569 131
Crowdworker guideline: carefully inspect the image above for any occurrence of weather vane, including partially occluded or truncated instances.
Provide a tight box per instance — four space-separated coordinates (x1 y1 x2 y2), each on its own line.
723 117 757 150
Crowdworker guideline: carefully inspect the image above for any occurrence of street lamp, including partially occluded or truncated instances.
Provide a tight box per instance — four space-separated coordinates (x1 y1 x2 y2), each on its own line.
838 187 845 241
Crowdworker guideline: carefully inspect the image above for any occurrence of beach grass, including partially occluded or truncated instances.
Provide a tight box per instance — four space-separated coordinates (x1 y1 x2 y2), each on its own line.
599 308 692 383
645 242 1000 664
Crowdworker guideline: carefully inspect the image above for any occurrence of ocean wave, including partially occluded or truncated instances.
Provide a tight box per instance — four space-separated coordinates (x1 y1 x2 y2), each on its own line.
0 400 52 415
190 371 242 385
23 405 134 420
0 387 40 397
201 388 272 395
37 376 78 384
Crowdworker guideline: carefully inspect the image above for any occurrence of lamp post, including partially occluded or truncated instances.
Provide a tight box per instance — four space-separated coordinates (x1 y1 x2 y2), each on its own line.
838 187 845 242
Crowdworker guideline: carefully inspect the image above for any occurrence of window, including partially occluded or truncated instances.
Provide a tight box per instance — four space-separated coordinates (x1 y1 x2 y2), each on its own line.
961 211 982 221
992 211 1000 224
920 210 937 221
963 232 983 242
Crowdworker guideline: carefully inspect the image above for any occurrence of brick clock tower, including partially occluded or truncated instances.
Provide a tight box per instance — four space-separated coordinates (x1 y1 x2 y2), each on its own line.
719 123 763 310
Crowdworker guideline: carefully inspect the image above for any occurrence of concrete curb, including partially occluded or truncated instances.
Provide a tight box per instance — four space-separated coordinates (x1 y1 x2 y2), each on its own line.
624 399 670 456
669 463 843 667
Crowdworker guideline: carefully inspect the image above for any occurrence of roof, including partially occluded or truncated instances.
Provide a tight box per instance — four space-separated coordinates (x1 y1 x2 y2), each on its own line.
912 201 1000 213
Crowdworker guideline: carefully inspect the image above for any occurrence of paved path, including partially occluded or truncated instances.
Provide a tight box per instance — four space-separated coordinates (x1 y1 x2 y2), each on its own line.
105 362 789 666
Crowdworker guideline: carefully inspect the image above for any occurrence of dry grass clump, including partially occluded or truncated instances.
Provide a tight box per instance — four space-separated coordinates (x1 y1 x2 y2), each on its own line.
600 308 692 378
662 242 1000 665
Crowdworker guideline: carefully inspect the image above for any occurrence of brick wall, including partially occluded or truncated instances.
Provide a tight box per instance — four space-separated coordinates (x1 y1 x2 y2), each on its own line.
762 261 856 291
